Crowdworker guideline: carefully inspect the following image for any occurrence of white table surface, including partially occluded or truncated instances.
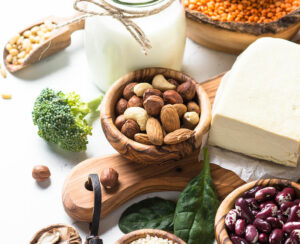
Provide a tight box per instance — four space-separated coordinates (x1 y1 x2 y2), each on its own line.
0 0 240 242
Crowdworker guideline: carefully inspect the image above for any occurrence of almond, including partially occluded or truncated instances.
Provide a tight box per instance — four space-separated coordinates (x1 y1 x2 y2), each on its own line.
134 133 152 145
146 117 164 146
160 105 180 133
164 128 194 145
172 104 187 118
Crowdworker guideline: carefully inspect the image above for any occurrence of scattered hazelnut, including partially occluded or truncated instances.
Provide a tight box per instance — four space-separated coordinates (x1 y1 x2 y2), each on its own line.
115 115 127 130
100 168 119 189
177 81 196 101
183 111 200 129
173 104 187 118
127 95 143 107
143 95 164 116
187 101 201 114
123 82 138 100
116 98 128 115
143 88 163 101
121 119 140 139
168 78 179 87
163 90 183 104
32 165 51 182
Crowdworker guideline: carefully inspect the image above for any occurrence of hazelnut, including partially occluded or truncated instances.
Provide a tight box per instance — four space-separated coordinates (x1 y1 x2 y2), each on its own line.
173 104 187 118
143 95 164 116
123 82 138 100
116 98 128 115
163 90 183 104
127 95 143 108
32 165 51 182
187 101 201 114
115 115 126 130
168 78 179 87
183 112 200 129
143 88 162 101
121 119 140 139
177 81 196 101
100 168 119 189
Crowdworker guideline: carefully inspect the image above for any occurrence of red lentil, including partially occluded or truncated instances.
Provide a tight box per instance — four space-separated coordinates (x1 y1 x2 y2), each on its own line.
185 0 300 23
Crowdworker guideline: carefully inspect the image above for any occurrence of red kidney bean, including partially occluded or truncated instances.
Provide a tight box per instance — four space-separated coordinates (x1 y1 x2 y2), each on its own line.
257 204 278 220
259 233 269 243
236 197 255 223
255 187 277 202
267 217 284 229
276 188 295 205
287 206 300 222
246 198 259 210
290 229 300 244
281 202 298 216
243 186 263 198
252 210 259 216
269 229 284 244
231 235 249 244
283 222 300 233
235 219 246 237
278 211 288 223
294 199 300 206
260 201 276 210
253 218 272 233
226 209 239 232
245 225 259 243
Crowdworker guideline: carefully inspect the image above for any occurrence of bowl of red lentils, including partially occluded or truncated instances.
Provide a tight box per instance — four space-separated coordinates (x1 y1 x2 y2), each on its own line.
184 0 300 54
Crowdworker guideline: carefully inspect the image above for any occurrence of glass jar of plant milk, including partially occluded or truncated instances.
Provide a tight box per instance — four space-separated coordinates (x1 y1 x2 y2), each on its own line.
85 0 186 92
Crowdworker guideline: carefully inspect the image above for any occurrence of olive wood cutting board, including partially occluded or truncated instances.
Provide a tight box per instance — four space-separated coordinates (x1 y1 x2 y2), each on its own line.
62 72 244 222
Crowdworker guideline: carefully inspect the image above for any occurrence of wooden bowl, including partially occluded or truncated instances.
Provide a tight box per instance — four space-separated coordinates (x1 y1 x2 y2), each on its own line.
215 179 300 244
115 229 186 244
100 67 211 164
186 8 300 54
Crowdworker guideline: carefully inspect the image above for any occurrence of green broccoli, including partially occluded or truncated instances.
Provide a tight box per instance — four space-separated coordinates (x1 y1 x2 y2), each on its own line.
32 88 103 152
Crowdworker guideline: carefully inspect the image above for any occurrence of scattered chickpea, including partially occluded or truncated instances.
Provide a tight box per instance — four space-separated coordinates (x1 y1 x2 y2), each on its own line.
185 0 300 23
5 21 56 66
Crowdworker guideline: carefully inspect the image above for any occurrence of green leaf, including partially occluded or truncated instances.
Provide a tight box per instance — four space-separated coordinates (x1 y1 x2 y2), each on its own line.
173 147 220 244
119 197 176 234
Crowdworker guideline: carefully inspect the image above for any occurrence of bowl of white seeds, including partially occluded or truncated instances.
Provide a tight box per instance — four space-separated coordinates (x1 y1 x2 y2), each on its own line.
115 229 186 244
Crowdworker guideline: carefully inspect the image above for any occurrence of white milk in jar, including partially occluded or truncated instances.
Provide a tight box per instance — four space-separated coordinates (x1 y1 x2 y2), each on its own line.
85 0 186 92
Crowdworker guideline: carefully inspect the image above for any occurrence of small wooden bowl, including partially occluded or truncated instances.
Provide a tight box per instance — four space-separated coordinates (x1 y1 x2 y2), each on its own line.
115 229 186 244
100 67 211 164
186 8 300 54
215 179 300 244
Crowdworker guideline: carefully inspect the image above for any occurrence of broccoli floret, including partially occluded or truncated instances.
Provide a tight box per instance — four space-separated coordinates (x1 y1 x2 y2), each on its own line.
32 88 103 152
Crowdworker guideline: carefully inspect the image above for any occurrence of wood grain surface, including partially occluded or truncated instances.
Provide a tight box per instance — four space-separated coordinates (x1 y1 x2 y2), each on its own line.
100 67 212 164
215 179 300 244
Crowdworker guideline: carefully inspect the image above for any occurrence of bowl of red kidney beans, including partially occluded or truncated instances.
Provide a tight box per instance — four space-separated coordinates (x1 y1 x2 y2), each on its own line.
215 179 300 244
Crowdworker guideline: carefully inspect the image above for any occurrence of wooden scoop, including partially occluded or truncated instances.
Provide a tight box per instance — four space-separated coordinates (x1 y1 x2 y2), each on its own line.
3 13 85 73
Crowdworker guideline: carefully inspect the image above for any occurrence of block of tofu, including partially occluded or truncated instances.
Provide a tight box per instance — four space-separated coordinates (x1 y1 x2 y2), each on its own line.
208 38 300 167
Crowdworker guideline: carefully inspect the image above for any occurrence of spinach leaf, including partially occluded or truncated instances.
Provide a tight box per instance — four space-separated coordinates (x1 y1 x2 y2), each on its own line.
173 147 220 244
119 197 176 234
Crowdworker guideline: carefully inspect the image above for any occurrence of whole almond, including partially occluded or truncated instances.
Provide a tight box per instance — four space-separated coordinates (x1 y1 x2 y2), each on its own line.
143 95 164 116
164 128 194 145
160 105 180 133
163 90 183 104
172 104 187 118
134 133 152 145
146 117 164 146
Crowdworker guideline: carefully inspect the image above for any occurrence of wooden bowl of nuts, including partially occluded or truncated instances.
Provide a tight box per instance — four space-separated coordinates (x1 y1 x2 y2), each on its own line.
115 229 186 244
215 179 300 244
100 67 211 164
184 2 300 54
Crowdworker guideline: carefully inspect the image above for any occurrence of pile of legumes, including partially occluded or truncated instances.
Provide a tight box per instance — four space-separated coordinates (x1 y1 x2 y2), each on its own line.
225 185 300 243
130 235 175 244
5 21 56 65
185 0 300 23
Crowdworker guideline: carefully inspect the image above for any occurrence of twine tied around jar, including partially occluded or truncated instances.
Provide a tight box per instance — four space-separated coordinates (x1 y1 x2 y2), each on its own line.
58 0 176 55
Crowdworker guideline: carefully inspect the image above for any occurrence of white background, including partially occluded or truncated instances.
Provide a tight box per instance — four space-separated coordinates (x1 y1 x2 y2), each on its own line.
1 0 252 242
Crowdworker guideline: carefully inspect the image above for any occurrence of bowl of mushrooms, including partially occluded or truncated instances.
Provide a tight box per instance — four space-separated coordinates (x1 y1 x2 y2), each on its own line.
100 67 211 164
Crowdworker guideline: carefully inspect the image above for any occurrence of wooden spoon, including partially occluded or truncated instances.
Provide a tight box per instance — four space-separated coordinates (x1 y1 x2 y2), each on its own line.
3 13 85 73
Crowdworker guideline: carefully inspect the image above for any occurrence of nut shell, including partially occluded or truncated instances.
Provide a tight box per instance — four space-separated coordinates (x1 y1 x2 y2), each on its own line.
32 165 51 182
123 82 138 100
160 105 180 133
143 95 164 116
127 95 143 108
116 98 128 115
163 90 183 104
100 168 119 189
177 80 196 101
121 120 140 139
